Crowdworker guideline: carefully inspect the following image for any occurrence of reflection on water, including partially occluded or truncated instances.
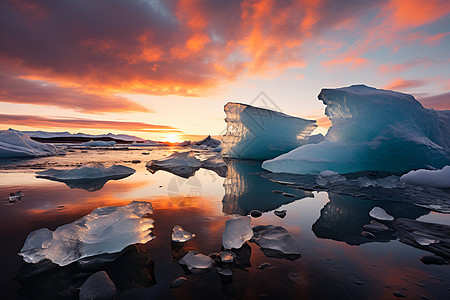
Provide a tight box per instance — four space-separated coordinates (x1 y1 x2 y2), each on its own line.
312 193 430 245
222 160 313 215
0 148 449 299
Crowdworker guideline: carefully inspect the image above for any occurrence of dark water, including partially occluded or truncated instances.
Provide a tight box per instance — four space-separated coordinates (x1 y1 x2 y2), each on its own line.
0 148 449 299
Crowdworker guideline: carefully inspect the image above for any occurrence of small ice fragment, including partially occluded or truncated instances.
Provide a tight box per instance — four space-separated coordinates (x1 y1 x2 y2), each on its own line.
274 210 287 218
178 251 214 271
273 190 284 194
393 291 406 298
250 210 263 218
222 217 253 250
217 268 233 276
218 250 236 263
257 262 271 269
363 220 389 231
9 191 23 202
369 207 394 221
170 277 187 289
282 192 296 198
315 170 346 187
376 175 401 189
79 271 117 300
412 231 440 246
361 231 375 239
252 225 301 256
357 177 377 188
171 225 195 243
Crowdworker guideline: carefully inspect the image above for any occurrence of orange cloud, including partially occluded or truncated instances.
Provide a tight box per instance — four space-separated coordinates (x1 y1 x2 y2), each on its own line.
383 78 430 91
378 58 431 74
321 56 369 69
0 114 180 132
416 92 450 110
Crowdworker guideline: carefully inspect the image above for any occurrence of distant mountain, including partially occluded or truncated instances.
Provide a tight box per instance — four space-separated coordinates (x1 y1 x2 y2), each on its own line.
8 128 145 144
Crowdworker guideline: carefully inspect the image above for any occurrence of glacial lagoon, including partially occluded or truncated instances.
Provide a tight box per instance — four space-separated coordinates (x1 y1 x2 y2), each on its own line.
0 146 449 299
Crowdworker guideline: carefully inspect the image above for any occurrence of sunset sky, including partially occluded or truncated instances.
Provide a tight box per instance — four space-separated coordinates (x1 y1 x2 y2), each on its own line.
0 0 449 142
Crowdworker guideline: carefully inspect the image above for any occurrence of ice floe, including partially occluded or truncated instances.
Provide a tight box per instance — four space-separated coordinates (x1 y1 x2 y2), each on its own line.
36 163 135 180
80 140 116 147
262 85 450 174
251 225 301 259
221 102 317 159
171 225 195 243
400 166 450 188
369 207 394 221
178 251 214 271
222 217 253 249
0 130 60 158
19 201 154 266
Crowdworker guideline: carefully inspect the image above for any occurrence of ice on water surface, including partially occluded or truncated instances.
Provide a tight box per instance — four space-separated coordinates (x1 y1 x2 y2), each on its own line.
412 231 440 246
263 85 450 174
251 225 301 257
222 216 253 249
19 201 154 266
171 225 195 243
36 163 135 180
221 102 317 160
0 130 60 158
178 251 214 270
369 207 394 221
315 170 346 187
400 166 450 188
80 140 116 147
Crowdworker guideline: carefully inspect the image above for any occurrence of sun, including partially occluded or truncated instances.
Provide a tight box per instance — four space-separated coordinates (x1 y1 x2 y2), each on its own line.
163 133 184 144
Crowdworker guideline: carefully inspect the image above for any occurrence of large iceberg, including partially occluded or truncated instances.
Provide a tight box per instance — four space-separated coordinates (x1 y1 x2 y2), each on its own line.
263 85 450 174
0 130 60 158
19 201 154 266
221 102 317 160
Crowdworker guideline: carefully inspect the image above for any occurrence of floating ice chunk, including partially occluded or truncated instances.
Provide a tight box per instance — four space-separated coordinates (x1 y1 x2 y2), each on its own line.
376 175 402 188
400 166 450 188
171 225 195 243
218 250 236 263
412 231 440 246
262 85 450 174
19 201 154 266
363 220 389 231
217 267 233 276
361 231 375 239
146 151 202 178
222 217 253 249
420 255 448 265
0 130 60 158
250 210 262 218
178 251 214 270
251 225 301 256
221 102 317 160
79 271 117 300
274 210 287 218
357 177 377 188
36 163 135 180
315 170 346 187
369 207 394 221
9 191 23 203
170 277 187 289
80 140 116 147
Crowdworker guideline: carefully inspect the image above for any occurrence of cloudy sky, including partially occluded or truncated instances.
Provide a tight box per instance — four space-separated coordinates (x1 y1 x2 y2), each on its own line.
1 0 449 142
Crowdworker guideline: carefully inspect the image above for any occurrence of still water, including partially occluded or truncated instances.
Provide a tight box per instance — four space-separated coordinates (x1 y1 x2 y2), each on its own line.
0 147 449 299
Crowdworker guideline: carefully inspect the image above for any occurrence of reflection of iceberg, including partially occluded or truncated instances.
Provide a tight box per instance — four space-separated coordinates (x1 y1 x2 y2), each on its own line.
36 163 135 191
146 151 227 178
221 102 317 160
0 130 61 158
17 244 156 298
19 201 154 266
263 85 450 174
263 171 450 213
222 160 313 215
312 193 428 245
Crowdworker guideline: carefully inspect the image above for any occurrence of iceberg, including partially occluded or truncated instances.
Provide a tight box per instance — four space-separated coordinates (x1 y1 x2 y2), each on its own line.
400 165 450 188
263 85 450 174
18 201 154 266
80 140 116 147
222 217 253 249
221 102 317 160
194 135 221 149
0 130 60 158
251 225 301 259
